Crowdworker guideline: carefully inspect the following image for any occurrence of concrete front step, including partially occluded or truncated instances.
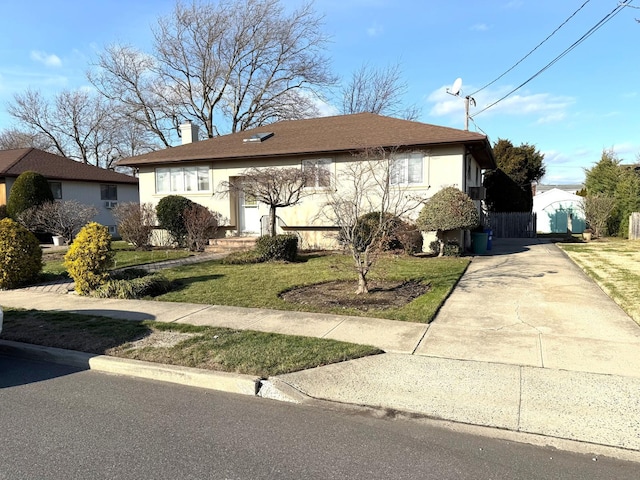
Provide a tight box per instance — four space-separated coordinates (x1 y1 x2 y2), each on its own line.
206 236 258 253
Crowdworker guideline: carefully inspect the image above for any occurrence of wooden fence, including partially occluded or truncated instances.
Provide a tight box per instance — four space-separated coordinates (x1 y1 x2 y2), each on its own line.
481 212 537 238
630 212 640 240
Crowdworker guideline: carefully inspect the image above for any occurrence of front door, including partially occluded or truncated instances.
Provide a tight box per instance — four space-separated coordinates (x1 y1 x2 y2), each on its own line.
239 191 260 234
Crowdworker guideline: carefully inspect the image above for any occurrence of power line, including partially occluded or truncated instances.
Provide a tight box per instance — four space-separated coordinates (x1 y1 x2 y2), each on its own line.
472 0 634 118
470 0 592 97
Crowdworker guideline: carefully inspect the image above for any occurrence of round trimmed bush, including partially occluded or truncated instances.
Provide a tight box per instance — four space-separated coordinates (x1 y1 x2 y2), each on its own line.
156 195 194 247
0 218 42 289
255 234 298 261
7 171 54 220
64 222 114 295
344 212 423 254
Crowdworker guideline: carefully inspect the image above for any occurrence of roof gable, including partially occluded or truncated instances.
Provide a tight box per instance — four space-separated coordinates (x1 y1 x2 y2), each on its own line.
0 148 138 184
117 113 495 169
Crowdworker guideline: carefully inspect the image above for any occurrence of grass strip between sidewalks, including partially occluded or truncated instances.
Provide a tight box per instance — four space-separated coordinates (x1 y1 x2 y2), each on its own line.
1 308 382 378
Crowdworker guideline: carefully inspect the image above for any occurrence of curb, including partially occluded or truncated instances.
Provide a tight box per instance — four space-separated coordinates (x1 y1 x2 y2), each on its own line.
0 340 260 396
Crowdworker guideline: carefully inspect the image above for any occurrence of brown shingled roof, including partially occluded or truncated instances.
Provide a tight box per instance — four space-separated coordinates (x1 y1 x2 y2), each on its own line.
0 148 138 184
117 113 496 169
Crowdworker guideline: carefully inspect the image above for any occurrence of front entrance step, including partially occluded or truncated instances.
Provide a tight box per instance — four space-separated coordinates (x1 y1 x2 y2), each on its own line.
205 236 258 253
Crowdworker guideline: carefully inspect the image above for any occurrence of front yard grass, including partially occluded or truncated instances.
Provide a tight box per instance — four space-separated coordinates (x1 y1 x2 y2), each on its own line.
558 238 640 324
156 252 469 323
41 241 193 278
1 308 381 377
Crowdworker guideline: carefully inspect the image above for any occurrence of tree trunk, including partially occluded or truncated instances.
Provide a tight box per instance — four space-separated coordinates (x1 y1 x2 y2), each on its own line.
269 206 277 237
355 270 369 294
438 238 444 257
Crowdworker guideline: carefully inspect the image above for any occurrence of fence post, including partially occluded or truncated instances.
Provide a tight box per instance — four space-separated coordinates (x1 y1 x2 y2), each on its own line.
630 212 640 240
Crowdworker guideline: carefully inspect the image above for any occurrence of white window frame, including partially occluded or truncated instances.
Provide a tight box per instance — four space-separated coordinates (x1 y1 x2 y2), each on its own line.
302 158 332 188
390 153 423 186
155 166 211 194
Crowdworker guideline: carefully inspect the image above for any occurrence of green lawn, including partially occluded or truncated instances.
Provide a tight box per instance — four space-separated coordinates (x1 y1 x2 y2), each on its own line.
1 308 381 377
156 253 469 323
41 241 193 277
559 238 640 324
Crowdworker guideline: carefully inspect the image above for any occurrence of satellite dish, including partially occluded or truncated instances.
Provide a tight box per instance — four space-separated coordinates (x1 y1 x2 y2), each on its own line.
449 77 463 96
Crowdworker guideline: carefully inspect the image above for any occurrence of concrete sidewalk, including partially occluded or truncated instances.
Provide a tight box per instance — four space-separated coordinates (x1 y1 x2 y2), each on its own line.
2 239 640 456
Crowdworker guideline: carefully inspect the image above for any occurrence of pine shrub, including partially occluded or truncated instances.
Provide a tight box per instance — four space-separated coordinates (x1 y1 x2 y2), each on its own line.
0 218 42 289
64 222 114 295
255 234 298 261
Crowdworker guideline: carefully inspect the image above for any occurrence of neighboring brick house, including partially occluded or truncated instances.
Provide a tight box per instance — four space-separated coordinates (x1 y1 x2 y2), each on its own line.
117 113 495 249
0 148 139 237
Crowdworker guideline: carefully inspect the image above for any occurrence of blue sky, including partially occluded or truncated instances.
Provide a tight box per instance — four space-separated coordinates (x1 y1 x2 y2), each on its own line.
0 0 638 184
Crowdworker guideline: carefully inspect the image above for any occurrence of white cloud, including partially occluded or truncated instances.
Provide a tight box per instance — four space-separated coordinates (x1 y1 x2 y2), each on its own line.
367 22 384 37
470 23 489 32
428 85 574 124
30 50 62 67
504 1 524 8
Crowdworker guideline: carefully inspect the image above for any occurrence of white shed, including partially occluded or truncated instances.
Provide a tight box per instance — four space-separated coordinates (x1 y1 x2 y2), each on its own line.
533 188 586 234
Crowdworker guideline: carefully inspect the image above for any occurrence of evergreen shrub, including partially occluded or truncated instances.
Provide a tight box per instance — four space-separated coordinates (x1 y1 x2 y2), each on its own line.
64 222 114 295
156 195 194 247
6 171 54 219
255 234 298 261
0 218 42 289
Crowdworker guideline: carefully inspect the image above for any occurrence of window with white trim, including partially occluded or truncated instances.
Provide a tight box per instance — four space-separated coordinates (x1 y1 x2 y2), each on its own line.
302 159 332 188
155 166 210 193
390 153 423 185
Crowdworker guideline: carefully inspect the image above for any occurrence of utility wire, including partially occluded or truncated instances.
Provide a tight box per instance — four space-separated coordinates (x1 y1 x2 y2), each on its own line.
470 0 592 97
472 0 633 118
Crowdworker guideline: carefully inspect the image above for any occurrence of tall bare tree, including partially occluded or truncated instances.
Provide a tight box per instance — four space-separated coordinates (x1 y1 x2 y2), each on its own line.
0 129 53 151
90 0 335 142
319 148 421 294
340 62 420 120
89 44 178 148
5 88 154 169
222 167 312 236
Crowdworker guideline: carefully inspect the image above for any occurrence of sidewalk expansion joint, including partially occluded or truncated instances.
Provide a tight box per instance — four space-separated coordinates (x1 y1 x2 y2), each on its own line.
517 366 523 432
168 305 213 324
320 319 347 338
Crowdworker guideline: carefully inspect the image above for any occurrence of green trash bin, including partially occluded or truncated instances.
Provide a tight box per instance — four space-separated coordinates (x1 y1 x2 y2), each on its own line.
471 232 488 255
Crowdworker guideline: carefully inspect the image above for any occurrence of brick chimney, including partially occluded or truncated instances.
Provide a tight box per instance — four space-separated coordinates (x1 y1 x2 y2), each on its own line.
179 120 199 145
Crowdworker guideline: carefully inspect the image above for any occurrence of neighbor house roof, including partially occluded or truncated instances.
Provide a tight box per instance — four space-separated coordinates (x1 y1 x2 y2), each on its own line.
0 148 138 184
117 113 496 169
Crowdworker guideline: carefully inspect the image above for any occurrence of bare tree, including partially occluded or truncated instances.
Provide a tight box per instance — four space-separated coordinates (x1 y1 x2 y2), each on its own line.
5 88 154 169
340 62 420 120
112 202 156 249
184 204 222 252
222 167 312 237
319 148 422 294
582 194 617 238
90 0 335 142
0 129 53 151
89 44 178 148
19 200 98 244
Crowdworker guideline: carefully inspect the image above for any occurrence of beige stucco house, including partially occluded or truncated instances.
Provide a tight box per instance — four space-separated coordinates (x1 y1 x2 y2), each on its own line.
117 113 495 249
0 148 139 237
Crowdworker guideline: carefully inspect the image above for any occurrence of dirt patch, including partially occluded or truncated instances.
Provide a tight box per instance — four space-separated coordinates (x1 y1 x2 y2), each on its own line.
280 280 429 311
123 331 198 350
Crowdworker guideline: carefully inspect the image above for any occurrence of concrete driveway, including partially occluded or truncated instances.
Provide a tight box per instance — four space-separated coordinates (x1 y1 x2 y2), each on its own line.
415 239 640 377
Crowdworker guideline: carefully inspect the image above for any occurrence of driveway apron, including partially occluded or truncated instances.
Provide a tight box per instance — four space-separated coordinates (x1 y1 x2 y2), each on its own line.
415 238 640 377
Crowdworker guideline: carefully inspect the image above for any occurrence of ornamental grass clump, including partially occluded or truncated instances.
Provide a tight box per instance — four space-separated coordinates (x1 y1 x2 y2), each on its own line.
64 222 114 295
0 218 42 289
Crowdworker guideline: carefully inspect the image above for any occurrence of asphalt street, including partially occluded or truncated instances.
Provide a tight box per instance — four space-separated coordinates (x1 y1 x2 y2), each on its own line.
1 355 638 480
